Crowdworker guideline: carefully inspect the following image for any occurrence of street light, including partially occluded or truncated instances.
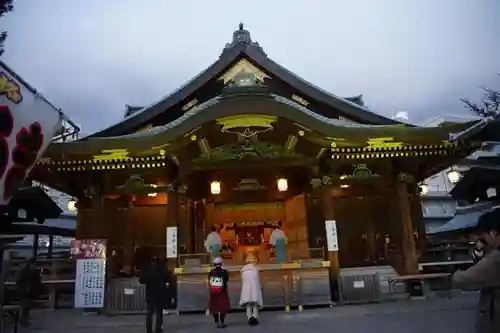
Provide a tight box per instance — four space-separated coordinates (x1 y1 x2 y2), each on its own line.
277 178 288 192
419 183 429 195
447 169 462 184
210 181 221 195
67 199 77 211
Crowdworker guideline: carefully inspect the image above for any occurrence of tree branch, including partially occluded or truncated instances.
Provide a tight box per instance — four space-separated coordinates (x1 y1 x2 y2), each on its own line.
462 74 500 118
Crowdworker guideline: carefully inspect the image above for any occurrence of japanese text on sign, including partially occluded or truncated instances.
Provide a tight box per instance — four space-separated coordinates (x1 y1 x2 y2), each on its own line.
166 227 178 258
325 220 339 252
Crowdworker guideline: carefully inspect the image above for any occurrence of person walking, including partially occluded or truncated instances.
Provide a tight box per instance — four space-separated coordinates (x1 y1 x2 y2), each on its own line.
139 256 173 333
239 253 263 326
17 259 41 326
208 257 230 328
451 210 500 333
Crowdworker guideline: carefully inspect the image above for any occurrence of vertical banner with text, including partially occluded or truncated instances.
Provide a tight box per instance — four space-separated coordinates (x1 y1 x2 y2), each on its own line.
325 220 339 252
166 227 178 259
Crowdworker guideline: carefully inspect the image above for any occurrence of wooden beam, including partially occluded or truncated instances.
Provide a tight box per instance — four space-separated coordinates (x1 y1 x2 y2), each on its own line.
396 182 419 274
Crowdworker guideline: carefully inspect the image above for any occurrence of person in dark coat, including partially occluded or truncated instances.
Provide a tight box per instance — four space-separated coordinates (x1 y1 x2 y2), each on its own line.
451 211 500 333
17 259 41 326
208 257 230 328
139 256 173 333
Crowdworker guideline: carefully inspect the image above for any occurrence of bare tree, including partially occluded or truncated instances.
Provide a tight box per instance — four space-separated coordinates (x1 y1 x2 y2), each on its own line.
461 74 500 118
0 0 14 56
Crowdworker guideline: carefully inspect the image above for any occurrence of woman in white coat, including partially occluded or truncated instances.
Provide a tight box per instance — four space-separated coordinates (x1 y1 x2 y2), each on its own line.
239 253 263 326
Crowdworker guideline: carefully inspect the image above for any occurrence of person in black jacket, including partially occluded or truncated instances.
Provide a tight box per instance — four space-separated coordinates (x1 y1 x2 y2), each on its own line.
208 257 230 328
139 256 172 333
17 259 41 326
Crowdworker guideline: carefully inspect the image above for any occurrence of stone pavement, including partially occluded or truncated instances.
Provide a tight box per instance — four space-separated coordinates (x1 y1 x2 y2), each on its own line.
22 293 479 333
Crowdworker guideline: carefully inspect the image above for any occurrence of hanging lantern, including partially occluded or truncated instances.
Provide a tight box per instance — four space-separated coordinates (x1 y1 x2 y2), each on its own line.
210 181 221 195
419 183 429 195
277 178 288 192
67 199 77 211
447 169 461 184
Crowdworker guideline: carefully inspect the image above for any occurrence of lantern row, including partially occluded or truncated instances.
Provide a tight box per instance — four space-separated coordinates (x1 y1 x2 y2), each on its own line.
330 142 458 153
54 162 168 172
37 154 166 165
331 149 451 160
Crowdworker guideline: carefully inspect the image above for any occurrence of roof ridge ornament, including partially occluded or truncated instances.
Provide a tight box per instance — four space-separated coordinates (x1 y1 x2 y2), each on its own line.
221 23 266 57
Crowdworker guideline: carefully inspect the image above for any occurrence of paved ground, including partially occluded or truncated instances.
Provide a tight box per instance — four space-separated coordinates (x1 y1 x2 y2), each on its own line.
19 293 479 333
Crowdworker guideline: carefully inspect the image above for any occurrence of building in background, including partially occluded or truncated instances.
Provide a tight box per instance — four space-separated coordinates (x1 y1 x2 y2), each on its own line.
420 115 500 235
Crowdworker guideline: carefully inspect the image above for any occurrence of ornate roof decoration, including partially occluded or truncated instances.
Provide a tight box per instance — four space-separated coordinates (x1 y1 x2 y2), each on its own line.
221 23 266 56
124 105 143 118
88 24 404 138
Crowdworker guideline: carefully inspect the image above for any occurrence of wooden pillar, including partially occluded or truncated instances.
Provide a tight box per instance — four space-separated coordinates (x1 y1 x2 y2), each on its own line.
122 198 135 275
186 199 194 253
321 182 340 302
396 182 419 274
47 234 54 259
31 234 39 260
166 183 179 269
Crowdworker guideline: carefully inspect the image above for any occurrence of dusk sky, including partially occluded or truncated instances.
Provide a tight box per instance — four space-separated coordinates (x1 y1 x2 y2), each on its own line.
2 0 499 133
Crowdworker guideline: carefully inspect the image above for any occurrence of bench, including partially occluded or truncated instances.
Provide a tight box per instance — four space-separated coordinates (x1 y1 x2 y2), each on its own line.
418 260 473 272
4 279 75 309
388 273 451 298
1 304 21 333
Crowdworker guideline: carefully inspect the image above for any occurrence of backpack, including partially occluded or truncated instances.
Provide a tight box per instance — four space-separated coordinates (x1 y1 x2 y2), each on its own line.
209 276 224 294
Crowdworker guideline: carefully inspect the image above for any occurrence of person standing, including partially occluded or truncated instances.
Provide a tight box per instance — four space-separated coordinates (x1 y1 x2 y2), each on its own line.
17 259 41 326
451 211 500 333
269 222 287 264
208 257 230 328
472 238 486 264
205 227 222 259
239 253 263 326
139 256 173 333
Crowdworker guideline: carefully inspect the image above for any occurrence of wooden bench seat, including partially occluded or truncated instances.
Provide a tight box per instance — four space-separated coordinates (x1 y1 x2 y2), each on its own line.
387 273 451 298
1 304 21 333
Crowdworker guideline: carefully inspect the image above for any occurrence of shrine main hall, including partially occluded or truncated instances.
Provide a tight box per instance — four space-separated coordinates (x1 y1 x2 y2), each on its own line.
33 24 497 285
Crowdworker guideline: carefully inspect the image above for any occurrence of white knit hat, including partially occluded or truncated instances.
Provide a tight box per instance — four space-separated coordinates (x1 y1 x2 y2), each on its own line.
213 257 223 265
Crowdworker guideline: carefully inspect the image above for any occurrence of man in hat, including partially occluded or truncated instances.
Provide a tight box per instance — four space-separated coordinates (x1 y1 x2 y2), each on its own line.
451 209 500 333
208 257 230 328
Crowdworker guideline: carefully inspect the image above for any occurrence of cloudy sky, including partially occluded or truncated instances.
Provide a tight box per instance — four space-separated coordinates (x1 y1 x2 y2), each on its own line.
2 0 499 133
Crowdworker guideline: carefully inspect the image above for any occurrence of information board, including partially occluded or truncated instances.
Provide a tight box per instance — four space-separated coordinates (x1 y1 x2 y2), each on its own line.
72 239 107 308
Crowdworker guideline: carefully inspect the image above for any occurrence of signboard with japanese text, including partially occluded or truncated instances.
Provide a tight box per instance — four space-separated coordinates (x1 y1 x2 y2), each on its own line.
0 61 62 207
325 220 339 252
72 239 107 308
166 227 178 258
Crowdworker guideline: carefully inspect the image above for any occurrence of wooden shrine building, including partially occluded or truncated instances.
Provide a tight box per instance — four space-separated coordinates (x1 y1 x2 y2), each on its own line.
32 24 497 285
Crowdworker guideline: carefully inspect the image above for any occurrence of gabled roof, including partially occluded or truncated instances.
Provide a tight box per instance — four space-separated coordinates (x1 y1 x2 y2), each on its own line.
92 24 398 138
123 94 366 118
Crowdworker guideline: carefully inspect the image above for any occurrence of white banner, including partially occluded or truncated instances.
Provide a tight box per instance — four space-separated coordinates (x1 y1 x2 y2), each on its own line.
325 220 339 252
0 61 62 206
166 226 178 258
